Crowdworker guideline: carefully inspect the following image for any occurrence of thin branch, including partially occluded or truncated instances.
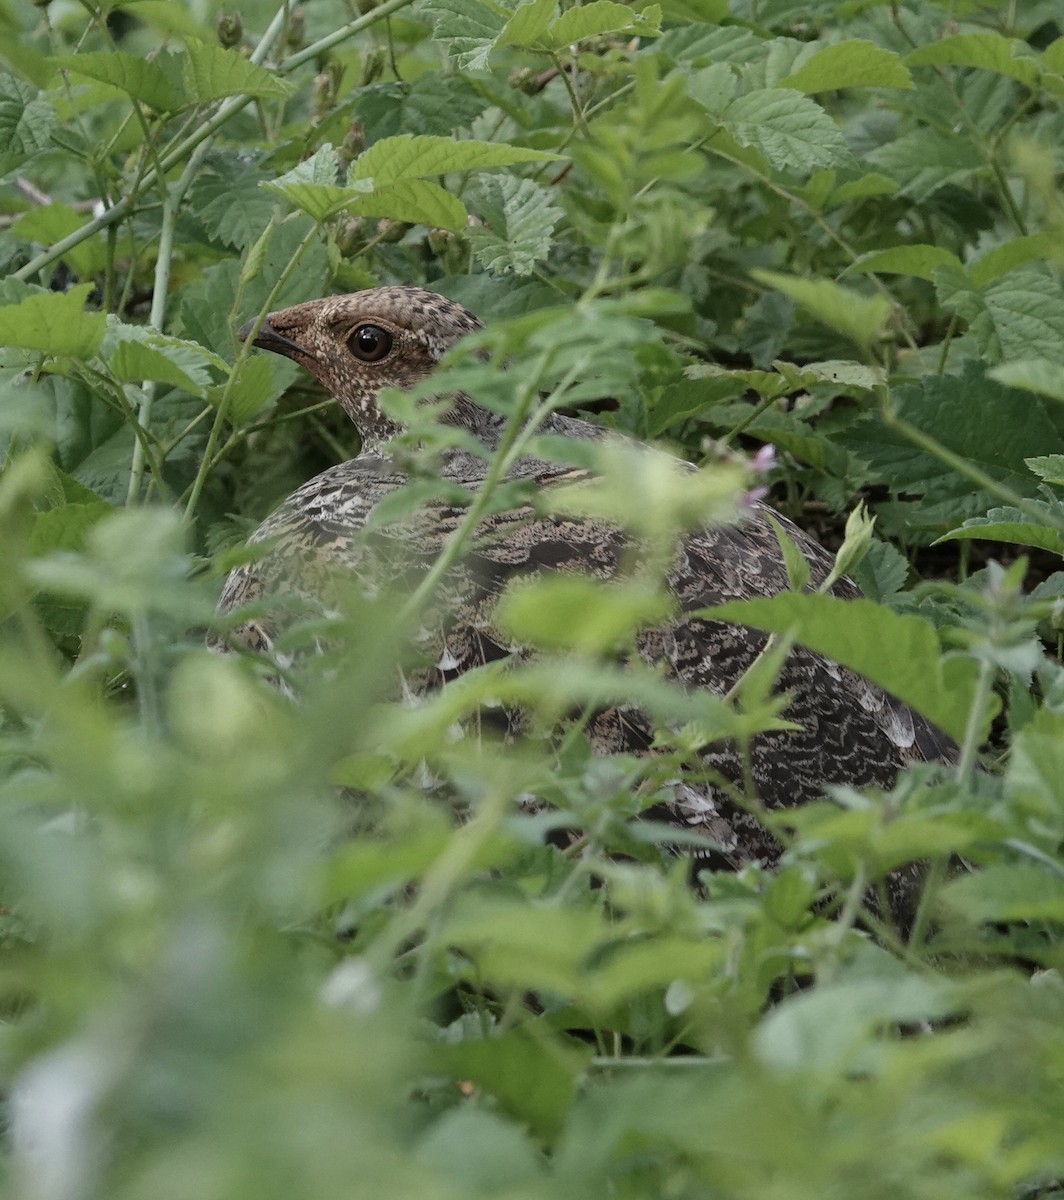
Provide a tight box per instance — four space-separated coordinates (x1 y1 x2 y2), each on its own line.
277 0 416 72
12 0 294 283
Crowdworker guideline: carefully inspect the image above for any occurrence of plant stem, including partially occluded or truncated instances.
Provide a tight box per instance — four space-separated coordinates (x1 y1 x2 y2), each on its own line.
396 352 590 628
880 396 1064 537
183 221 320 520
13 0 294 284
278 0 416 71
126 195 177 505
956 656 993 782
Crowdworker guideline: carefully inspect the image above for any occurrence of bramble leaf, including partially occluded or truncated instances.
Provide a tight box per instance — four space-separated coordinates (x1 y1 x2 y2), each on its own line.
845 245 961 283
0 74 57 177
905 33 1041 89
350 134 563 184
0 284 105 358
50 50 186 112
541 1 660 49
935 505 1064 558
467 174 562 275
721 89 853 174
867 130 983 202
779 39 913 93
181 39 294 103
752 271 892 352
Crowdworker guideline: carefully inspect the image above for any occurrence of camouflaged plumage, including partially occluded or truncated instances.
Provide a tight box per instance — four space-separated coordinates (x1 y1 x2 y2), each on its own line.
217 286 954 911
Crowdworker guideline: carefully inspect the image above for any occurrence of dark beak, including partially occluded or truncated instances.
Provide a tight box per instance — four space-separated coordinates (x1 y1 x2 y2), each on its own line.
236 315 314 360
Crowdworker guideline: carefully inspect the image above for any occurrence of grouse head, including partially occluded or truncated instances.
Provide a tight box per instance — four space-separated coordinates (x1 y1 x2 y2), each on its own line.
237 286 483 449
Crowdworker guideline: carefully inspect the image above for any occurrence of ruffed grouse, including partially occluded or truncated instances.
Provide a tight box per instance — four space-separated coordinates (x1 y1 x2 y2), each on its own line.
217 286 954 903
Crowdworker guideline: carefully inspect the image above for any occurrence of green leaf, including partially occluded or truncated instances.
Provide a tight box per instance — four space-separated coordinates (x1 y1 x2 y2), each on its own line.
108 342 207 397
28 500 114 557
988 359 1064 405
853 540 910 602
104 322 226 397
755 976 957 1073
685 62 738 115
180 39 294 103
905 33 1041 89
207 355 287 425
498 576 673 653
262 144 349 221
845 244 961 283
443 895 610 994
655 0 727 19
0 74 57 177
496 0 557 48
983 269 1064 364
416 1109 546 1192
355 76 491 142
50 50 185 113
657 24 762 65
433 1027 589 1140
938 266 1064 366
350 134 563 184
777 359 884 392
349 180 468 231
840 364 1064 522
419 0 509 70
0 285 105 358
267 135 562 232
968 232 1062 289
264 136 566 228
867 130 984 202
752 270 892 352
689 359 883 400
467 174 562 275
704 592 986 743
940 865 1064 924
828 173 897 205
721 89 853 174
541 1 661 49
24 507 213 621
1025 455 1064 486
1044 36 1064 75
191 171 277 249
1007 708 1064 822
765 512 810 592
778 40 913 94
935 506 1064 557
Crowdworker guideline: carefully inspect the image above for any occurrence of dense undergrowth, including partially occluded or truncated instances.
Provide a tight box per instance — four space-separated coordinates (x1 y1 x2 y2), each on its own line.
2 0 1064 1196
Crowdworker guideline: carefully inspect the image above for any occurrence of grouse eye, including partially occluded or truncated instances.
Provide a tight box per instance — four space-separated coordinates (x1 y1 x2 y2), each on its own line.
348 323 393 363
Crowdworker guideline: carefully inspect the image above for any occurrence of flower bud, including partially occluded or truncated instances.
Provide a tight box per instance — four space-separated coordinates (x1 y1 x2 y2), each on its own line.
216 10 243 47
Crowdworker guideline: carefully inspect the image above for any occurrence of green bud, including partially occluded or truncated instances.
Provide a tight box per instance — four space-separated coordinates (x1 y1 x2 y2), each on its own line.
426 228 456 258
285 6 305 50
216 10 243 47
335 217 366 257
819 501 876 593
312 70 335 113
360 48 386 86
375 218 410 244
338 124 366 163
